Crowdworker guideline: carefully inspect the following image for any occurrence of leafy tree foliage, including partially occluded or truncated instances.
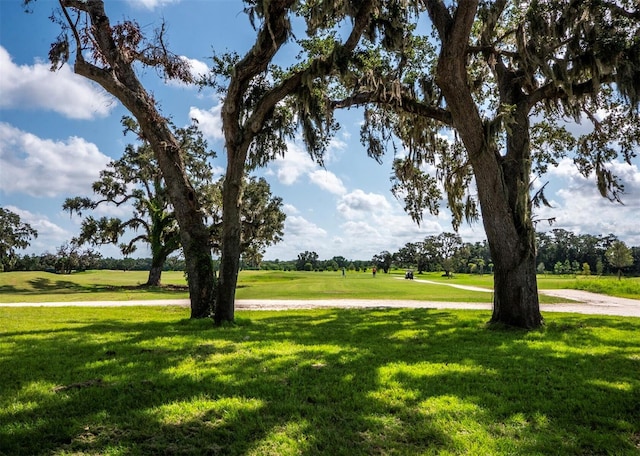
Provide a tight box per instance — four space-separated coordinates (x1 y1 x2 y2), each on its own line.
296 251 319 271
0 207 38 272
64 122 285 285
372 250 394 273
536 229 618 274
208 176 286 268
64 119 214 286
51 242 101 274
606 241 634 279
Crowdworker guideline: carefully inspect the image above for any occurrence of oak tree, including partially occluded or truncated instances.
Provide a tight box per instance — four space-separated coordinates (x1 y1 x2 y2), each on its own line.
64 120 214 287
606 240 633 280
328 0 639 328
0 207 38 272
210 0 376 323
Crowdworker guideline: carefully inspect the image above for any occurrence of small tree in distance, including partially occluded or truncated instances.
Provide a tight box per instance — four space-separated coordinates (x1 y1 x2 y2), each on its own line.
64 120 214 286
0 207 38 272
606 241 633 280
65 120 285 286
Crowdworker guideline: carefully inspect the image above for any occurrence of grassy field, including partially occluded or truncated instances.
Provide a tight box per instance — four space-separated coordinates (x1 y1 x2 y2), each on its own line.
1 306 638 455
3 269 639 304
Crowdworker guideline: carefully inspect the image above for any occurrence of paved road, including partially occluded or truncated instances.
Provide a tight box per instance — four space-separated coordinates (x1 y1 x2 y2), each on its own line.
1 288 639 317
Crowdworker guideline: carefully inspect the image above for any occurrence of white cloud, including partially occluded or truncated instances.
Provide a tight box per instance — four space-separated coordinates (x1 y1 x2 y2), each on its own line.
264 214 328 259
5 206 72 254
0 46 114 120
7 206 68 238
324 136 348 163
166 56 210 87
0 123 110 197
181 56 209 79
270 142 318 185
286 215 328 238
189 104 224 141
126 0 180 10
538 158 640 245
308 170 346 195
283 204 299 214
337 189 392 219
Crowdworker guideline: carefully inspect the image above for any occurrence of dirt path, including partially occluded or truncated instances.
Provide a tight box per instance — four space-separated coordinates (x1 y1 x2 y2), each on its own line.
1 289 638 317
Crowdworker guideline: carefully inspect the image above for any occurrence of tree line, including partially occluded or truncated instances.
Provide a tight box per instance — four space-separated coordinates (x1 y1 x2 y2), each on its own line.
266 230 640 278
3 205 638 279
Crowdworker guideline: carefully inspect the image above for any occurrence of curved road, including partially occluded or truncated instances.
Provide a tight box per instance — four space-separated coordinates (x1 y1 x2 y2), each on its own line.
2 288 639 317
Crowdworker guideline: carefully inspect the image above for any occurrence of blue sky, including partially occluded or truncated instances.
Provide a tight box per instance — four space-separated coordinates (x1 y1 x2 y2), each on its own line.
1 0 639 262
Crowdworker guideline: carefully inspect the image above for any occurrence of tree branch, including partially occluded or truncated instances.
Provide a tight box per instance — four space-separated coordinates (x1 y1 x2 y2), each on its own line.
246 0 374 137
331 90 453 126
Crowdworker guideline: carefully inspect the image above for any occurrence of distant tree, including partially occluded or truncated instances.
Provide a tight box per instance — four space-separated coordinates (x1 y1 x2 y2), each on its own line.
631 247 640 276
208 176 286 267
395 243 418 269
331 256 349 269
0 207 38 272
64 120 214 287
372 251 394 273
471 258 486 275
537 262 546 275
606 241 634 280
296 251 319 271
437 233 463 277
582 263 591 276
421 236 444 273
53 242 101 274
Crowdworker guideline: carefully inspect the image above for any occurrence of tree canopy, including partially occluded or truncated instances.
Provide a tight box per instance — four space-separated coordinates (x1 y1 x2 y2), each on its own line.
0 207 38 272
606 240 634 279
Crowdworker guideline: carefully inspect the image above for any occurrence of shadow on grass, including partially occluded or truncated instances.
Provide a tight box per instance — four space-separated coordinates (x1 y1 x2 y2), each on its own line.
1 308 639 455
15 276 189 296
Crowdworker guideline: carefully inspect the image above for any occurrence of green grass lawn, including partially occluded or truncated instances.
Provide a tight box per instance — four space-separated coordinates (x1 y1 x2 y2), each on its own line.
395 271 640 300
1 306 638 455
0 270 190 302
7 269 637 304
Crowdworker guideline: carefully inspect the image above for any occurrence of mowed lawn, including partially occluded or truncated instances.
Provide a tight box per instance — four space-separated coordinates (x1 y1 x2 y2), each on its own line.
1 306 639 455
4 269 639 303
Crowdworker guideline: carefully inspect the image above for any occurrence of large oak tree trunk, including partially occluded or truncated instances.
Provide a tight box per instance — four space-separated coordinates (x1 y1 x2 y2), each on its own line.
215 146 245 324
486 100 542 328
473 139 543 329
433 0 542 328
490 249 541 328
146 265 163 287
140 127 215 319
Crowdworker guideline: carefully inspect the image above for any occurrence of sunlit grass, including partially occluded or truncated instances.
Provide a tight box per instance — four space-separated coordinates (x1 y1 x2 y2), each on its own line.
0 270 189 302
1 306 638 455
0 270 581 304
410 271 640 299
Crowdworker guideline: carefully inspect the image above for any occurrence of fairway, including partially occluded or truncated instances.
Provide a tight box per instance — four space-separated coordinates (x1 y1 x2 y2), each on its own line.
1 306 638 455
4 269 633 304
